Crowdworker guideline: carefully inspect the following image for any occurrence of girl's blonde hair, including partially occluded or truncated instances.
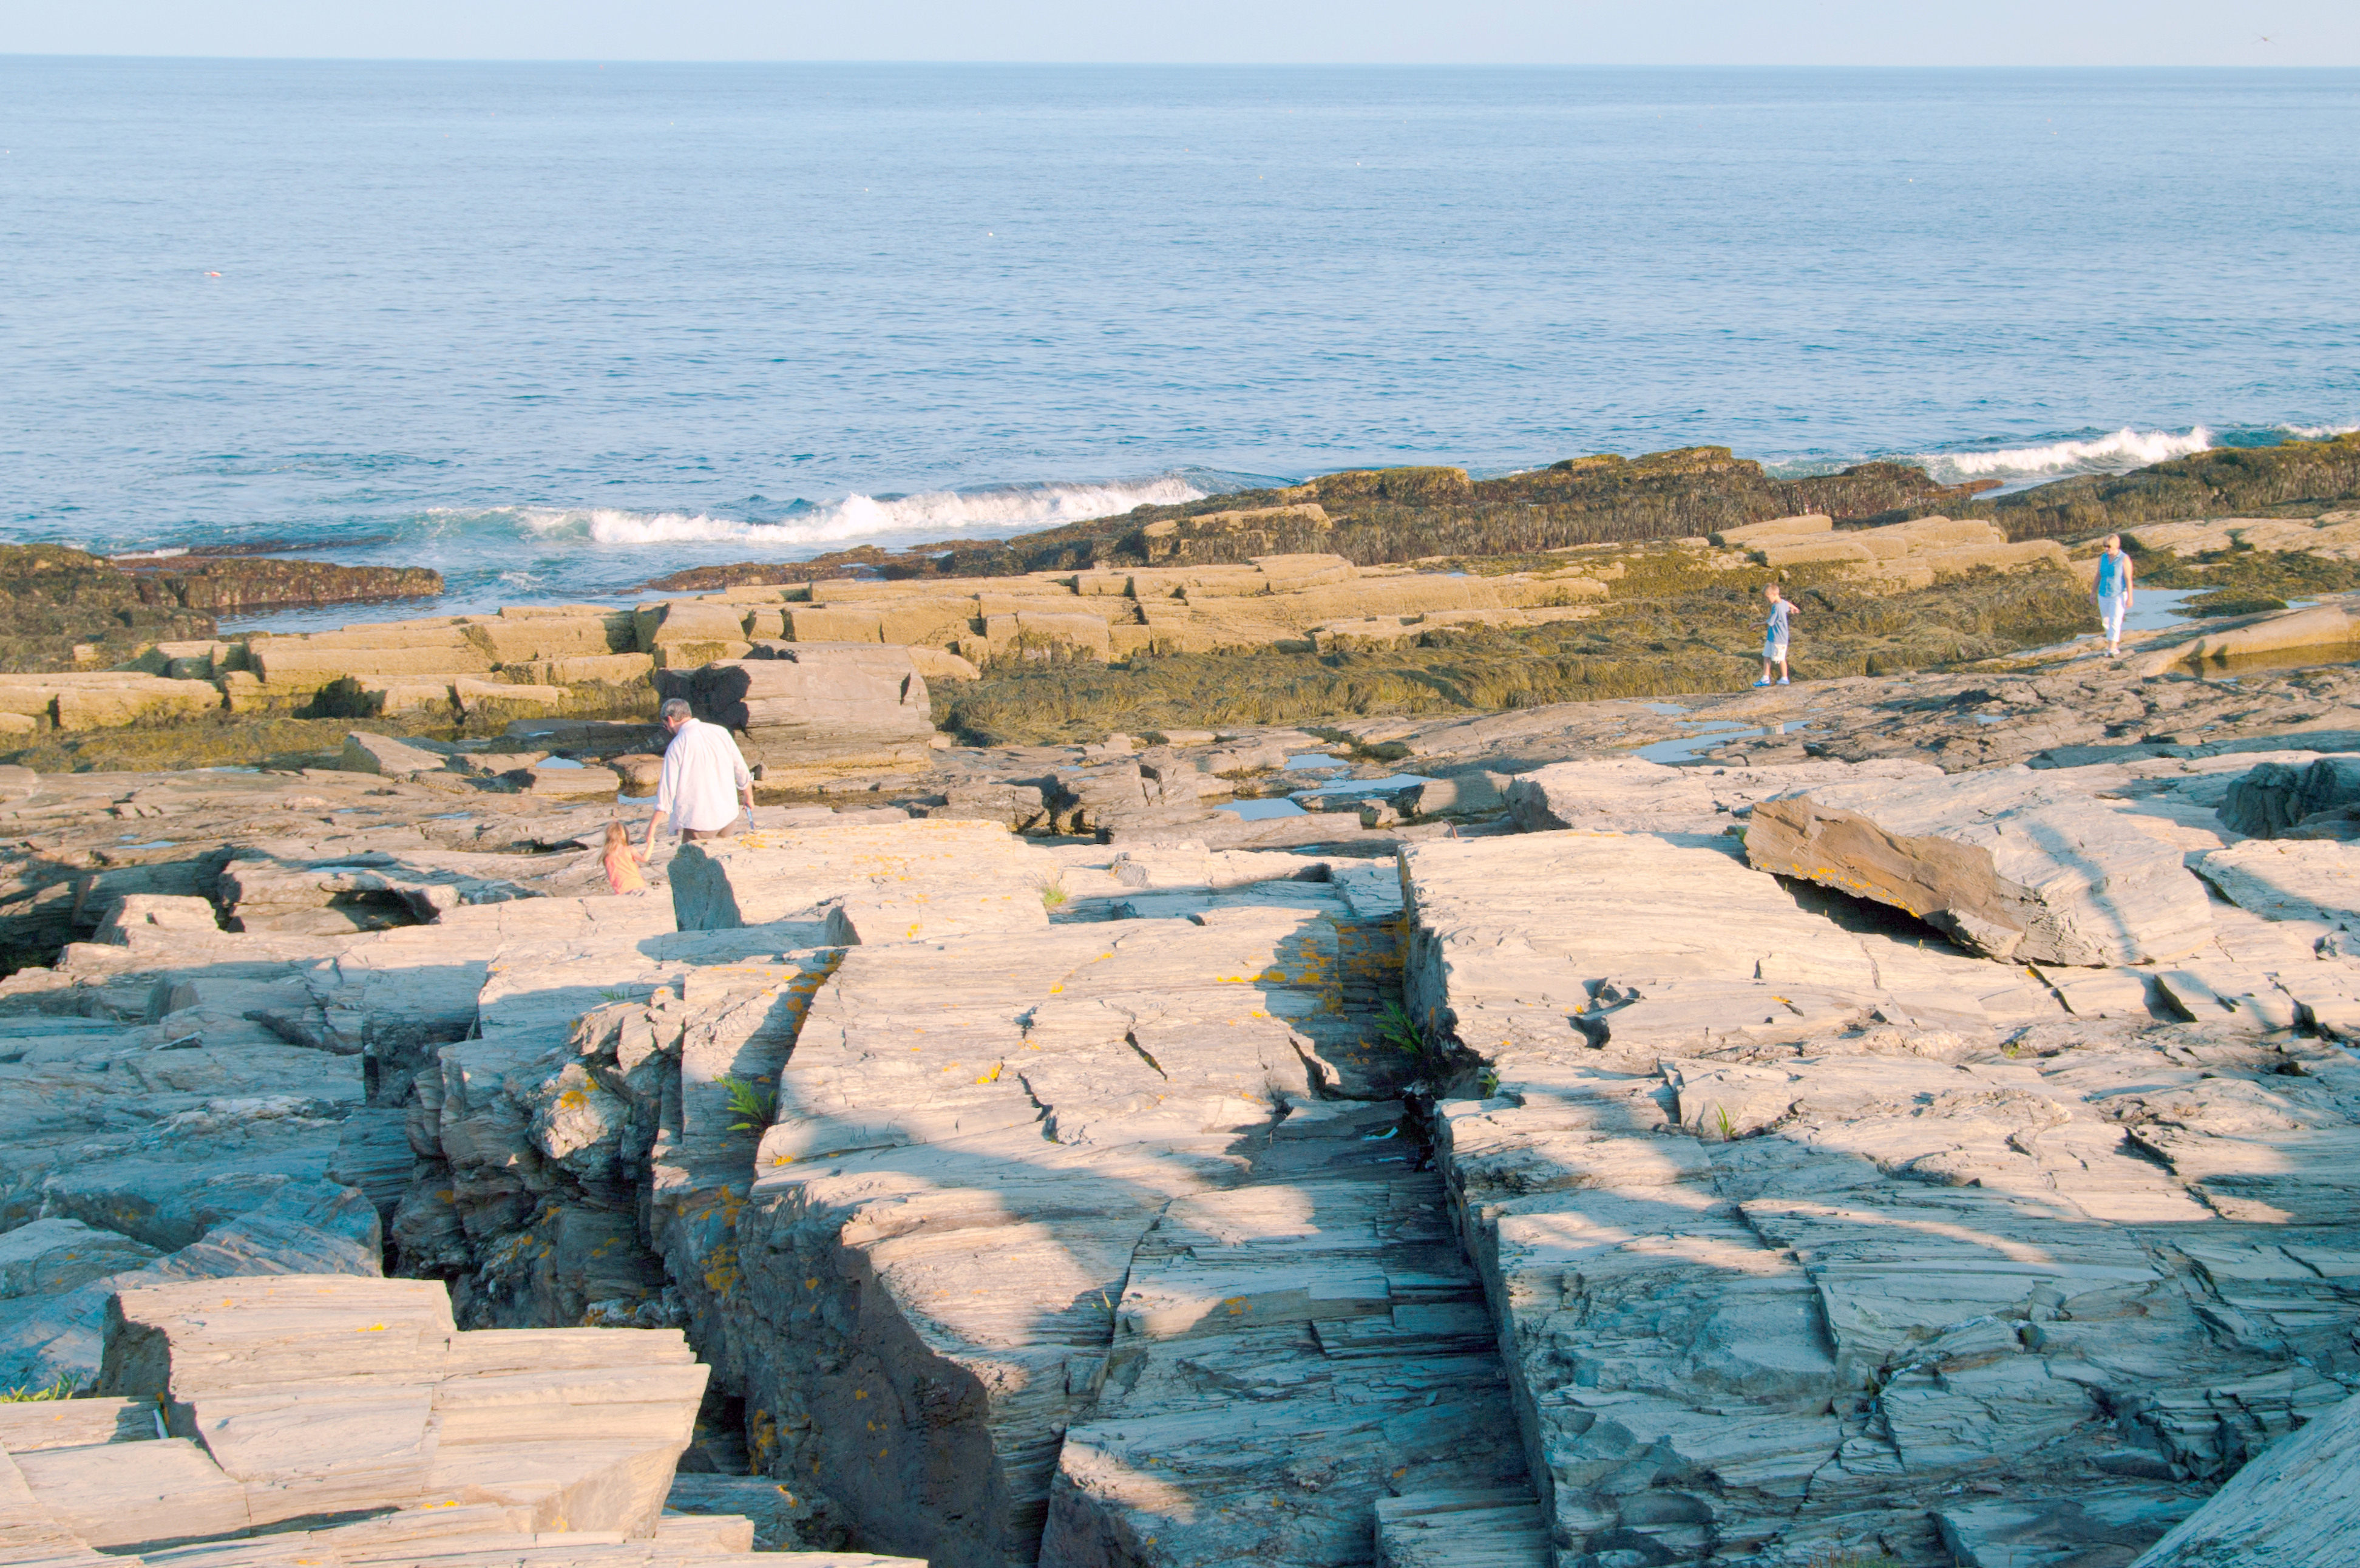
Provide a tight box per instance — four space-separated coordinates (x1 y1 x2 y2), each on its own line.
603 821 631 851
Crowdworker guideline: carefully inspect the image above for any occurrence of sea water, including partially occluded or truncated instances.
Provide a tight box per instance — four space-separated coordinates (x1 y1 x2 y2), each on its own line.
2 61 2356 621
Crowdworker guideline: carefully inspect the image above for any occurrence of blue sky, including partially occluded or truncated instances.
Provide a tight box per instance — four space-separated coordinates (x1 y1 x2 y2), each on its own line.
5 1 2355 66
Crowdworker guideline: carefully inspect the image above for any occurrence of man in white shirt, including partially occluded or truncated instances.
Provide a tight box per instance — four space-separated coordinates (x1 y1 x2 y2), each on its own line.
644 698 756 854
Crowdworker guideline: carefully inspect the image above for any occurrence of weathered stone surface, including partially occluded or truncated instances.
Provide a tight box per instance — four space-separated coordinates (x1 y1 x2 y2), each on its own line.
670 819 1061 938
2220 755 2360 838
0 1272 840 1566
2129 1389 2360 1566
2195 840 2359 935
1746 767 2215 964
927 780 1049 831
663 645 934 778
1505 754 1942 834
252 635 495 688
1403 829 2360 1567
1403 829 2063 1064
2136 601 2360 677
17 616 2360 1568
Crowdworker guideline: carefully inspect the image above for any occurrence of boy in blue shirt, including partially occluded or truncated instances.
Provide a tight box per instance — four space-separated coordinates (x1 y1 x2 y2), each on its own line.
1755 583 1794 688
2094 534 2135 657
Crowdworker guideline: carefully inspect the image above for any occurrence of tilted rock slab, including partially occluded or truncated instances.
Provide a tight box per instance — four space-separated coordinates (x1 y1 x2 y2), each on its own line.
2134 600 2360 677
2194 838 2359 935
1504 754 1942 835
1402 829 2063 1067
1745 767 2216 964
2129 1387 2360 1567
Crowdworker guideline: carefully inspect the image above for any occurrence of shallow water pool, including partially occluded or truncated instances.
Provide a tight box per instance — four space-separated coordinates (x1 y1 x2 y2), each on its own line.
1215 797 1309 820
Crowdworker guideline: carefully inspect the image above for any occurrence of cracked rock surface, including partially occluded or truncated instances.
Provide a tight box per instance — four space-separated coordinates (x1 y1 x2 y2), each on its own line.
6 650 2360 1565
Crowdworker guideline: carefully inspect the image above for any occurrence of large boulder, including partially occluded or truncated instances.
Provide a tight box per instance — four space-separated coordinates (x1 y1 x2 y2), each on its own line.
2221 756 2360 839
663 645 934 781
1746 768 2215 965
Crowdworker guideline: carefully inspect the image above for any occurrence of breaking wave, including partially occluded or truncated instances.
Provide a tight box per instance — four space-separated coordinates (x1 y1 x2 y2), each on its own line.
1914 427 2215 484
488 473 1207 552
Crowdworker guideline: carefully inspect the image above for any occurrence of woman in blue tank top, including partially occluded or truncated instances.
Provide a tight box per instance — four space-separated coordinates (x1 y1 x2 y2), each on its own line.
2094 535 2134 657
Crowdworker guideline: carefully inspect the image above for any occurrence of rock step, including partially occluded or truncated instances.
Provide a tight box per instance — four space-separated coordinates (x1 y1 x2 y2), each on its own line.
1375 1489 1552 1568
8 1277 722 1561
1041 1100 1542 1566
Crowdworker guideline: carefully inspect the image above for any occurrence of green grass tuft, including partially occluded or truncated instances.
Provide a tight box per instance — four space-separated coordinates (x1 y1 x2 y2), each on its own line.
713 1074 776 1133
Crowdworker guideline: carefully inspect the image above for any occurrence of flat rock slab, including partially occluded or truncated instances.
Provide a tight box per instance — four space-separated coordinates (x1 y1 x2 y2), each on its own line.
1042 1112 1537 1567
1746 767 2214 965
2196 839 2360 934
668 818 1062 937
1504 755 1941 833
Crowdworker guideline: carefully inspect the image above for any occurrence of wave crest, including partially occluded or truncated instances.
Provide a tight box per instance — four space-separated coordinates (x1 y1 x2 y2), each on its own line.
1917 427 2215 483
498 475 1205 551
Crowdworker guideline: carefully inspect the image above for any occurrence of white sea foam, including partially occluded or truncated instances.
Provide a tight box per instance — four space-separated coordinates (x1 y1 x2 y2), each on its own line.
499 475 1205 552
2282 423 2360 440
1916 427 2215 483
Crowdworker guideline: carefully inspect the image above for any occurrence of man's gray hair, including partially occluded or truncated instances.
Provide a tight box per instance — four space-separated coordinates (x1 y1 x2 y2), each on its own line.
660 697 694 722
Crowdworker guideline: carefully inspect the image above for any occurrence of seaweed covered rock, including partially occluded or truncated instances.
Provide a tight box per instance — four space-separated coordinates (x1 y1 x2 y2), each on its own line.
1988 429 2360 541
0 544 217 672
117 555 442 616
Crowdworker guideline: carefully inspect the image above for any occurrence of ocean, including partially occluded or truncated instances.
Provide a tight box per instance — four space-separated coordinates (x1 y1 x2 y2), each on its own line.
2 59 2356 624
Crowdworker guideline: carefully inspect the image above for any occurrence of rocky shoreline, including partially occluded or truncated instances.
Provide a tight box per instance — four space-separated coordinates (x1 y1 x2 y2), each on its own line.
2 598 2360 1562
8 437 2360 1567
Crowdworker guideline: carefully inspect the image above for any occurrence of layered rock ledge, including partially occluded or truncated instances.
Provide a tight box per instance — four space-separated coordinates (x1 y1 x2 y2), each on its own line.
4 650 2360 1564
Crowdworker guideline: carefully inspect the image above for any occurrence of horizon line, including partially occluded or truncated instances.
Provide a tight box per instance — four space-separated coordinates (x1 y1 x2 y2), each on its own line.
5 55 2356 70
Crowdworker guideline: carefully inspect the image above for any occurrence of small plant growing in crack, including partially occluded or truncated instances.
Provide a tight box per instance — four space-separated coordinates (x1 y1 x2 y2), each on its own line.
1694 1103 1737 1141
714 1074 776 1133
1477 1065 1502 1098
1037 875 1069 910
1375 999 1437 1067
0 1374 80 1402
